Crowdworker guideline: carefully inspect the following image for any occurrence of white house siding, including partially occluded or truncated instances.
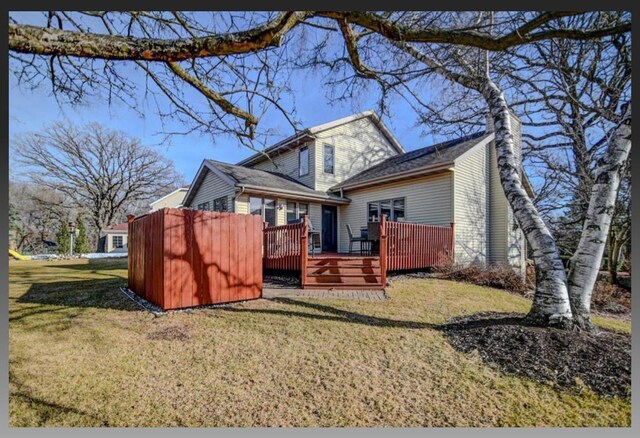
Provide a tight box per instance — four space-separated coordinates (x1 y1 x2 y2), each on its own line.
453 142 490 265
251 141 316 188
488 142 508 265
235 194 249 214
187 169 236 212
338 173 453 254
149 189 187 211
487 112 525 273
313 117 400 191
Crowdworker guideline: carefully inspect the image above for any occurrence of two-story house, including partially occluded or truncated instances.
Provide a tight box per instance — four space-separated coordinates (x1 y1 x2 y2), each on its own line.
182 111 532 273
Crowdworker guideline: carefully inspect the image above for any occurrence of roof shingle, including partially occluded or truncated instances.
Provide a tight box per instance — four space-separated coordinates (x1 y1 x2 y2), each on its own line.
334 131 491 189
206 160 344 201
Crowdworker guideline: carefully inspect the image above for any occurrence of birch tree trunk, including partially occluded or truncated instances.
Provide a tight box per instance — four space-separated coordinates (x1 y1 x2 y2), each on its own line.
483 80 574 326
567 103 632 330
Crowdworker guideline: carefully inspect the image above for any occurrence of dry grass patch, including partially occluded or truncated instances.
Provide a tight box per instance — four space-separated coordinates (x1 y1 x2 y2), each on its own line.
9 259 631 427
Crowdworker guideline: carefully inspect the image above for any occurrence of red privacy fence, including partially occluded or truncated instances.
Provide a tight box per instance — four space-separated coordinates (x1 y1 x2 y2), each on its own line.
384 221 454 271
128 208 263 310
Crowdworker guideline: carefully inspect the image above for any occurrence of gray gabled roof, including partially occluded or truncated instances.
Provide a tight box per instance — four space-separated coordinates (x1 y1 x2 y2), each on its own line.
333 131 492 190
204 160 347 203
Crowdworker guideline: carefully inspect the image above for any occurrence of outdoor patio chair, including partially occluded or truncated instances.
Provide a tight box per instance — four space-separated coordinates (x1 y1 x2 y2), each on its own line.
346 224 367 254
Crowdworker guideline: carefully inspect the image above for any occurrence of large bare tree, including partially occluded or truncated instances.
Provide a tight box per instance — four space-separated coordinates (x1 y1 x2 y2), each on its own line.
12 122 182 250
297 11 631 329
8 11 631 328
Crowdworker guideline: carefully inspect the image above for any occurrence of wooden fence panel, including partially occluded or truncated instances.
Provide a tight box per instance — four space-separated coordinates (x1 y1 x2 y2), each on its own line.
128 208 262 310
383 221 454 271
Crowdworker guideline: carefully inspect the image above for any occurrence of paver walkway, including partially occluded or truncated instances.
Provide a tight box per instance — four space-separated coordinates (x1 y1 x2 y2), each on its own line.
263 284 386 301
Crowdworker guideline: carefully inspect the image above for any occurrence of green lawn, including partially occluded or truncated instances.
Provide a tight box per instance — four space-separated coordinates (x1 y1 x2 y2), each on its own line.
9 258 630 427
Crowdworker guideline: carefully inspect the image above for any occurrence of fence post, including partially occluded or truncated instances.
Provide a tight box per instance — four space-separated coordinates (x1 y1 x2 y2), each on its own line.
450 222 456 264
300 215 309 288
263 221 268 267
380 215 387 287
127 214 135 290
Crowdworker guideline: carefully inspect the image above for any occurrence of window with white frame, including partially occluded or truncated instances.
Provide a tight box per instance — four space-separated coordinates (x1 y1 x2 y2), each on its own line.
367 198 405 222
286 201 310 224
113 235 123 248
249 196 277 226
323 144 334 174
299 146 309 176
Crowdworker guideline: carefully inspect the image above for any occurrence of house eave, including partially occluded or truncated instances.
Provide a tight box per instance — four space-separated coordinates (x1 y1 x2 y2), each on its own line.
239 184 350 205
236 133 316 167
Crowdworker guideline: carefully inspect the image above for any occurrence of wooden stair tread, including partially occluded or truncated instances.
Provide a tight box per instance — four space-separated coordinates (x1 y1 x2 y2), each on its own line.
302 283 384 290
307 273 381 277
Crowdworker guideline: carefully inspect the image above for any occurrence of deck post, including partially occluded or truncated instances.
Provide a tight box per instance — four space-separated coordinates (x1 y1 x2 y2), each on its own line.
450 222 456 264
300 215 309 288
380 215 387 287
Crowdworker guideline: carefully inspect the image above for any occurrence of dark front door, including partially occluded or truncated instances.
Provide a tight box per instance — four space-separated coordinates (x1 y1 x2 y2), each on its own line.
321 205 338 252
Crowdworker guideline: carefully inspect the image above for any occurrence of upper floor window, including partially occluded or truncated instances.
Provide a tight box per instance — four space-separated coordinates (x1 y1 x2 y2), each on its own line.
323 144 334 174
299 146 309 176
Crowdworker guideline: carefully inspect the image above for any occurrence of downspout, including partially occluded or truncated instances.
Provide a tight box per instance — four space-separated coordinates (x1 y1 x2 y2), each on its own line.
234 186 246 213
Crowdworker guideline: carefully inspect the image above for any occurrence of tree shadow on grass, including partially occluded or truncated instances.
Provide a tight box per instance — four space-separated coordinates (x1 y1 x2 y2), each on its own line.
46 258 128 272
10 369 110 426
15 278 138 314
224 299 630 398
223 296 438 329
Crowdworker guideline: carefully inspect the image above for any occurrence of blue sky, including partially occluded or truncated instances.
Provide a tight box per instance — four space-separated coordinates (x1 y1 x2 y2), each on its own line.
8 12 440 185
9 68 433 184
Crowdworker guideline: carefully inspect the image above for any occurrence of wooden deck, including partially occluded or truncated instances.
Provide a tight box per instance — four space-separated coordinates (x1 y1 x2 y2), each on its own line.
264 216 454 290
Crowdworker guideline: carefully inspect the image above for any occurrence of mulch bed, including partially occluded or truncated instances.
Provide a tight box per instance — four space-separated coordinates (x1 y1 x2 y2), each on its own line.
263 274 300 289
441 312 631 398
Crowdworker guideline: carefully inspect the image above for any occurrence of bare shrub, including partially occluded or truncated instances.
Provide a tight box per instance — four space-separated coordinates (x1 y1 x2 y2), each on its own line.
442 264 530 295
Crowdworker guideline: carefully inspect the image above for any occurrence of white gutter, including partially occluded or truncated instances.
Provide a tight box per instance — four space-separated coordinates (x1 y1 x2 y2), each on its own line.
238 184 350 204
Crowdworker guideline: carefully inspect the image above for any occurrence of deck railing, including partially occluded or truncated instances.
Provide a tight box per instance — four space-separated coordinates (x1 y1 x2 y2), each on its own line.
384 220 455 271
263 220 307 271
262 215 455 274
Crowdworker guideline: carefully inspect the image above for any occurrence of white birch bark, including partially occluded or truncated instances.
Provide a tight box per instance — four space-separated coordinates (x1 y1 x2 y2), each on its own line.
397 42 574 326
567 103 632 329
482 81 574 325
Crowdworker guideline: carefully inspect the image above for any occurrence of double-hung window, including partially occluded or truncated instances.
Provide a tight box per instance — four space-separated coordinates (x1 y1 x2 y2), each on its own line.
286 201 310 224
113 235 123 249
249 196 277 227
